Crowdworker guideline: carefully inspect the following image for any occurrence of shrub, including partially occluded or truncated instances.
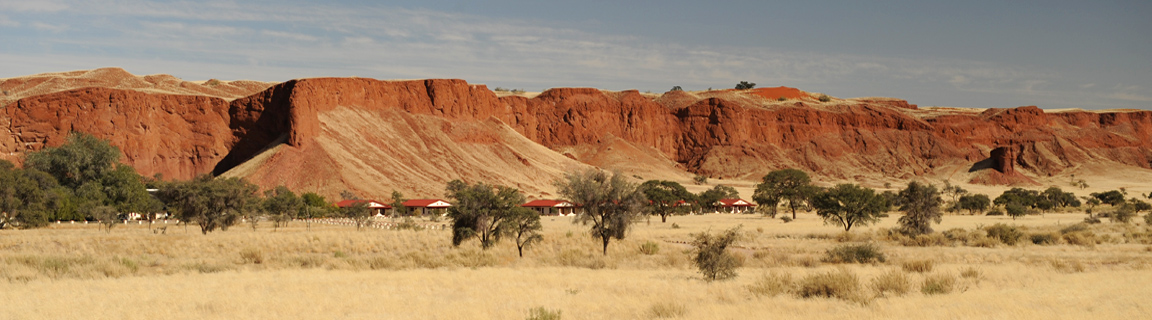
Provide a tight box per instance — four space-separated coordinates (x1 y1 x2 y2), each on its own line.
735 81 756 90
823 243 886 264
648 302 687 318
692 227 742 281
1145 212 1152 225
747 272 795 298
671 223 681 229
986 207 1004 216
670 86 683 92
1029 232 1060 245
870 269 911 297
818 94 831 102
796 269 867 303
901 260 934 273
692 175 707 185
959 267 981 279
777 96 787 101
1060 223 1089 234
899 233 951 247
985 224 1023 245
1050 259 1086 273
921 273 956 295
639 241 660 255
1062 231 1097 247
239 248 264 264
526 307 562 320
781 216 793 223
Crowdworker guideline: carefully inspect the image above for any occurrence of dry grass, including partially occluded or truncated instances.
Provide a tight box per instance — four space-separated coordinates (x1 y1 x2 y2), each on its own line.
3 214 1152 319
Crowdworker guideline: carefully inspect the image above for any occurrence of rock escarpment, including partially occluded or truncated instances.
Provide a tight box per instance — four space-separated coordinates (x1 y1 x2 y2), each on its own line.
3 72 1151 198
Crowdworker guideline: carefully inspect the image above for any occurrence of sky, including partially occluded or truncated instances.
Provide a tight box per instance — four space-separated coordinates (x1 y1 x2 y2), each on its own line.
1 0 1149 110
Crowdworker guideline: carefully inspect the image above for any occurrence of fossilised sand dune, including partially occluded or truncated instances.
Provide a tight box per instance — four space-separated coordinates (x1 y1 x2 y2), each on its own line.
3 69 1152 200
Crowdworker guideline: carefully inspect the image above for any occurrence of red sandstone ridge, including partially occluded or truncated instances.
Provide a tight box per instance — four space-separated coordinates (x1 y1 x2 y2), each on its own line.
3 69 1152 198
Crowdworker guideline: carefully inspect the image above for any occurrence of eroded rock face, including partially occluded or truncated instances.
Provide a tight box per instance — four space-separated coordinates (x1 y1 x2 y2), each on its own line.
4 74 1151 192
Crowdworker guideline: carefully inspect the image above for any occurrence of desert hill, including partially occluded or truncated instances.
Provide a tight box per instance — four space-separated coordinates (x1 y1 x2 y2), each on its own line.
2 68 1151 200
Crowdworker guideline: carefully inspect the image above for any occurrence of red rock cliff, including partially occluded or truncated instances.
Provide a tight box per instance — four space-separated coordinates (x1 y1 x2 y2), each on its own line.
4 76 1151 188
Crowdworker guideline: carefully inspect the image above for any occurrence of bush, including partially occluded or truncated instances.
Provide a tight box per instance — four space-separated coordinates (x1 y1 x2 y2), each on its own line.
921 273 956 295
526 307 562 320
239 248 264 264
1029 232 1060 245
986 207 1004 216
777 96 787 101
959 267 981 280
780 216 793 223
735 81 756 90
1060 223 1089 234
648 302 687 319
870 269 911 297
747 272 795 298
692 227 742 281
796 269 867 303
823 243 886 264
1145 213 1152 225
639 241 660 255
1062 231 1097 247
818 94 831 102
901 260 934 273
984 224 1023 245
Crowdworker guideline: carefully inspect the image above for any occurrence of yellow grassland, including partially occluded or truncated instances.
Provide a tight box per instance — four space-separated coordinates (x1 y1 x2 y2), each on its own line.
2 213 1151 319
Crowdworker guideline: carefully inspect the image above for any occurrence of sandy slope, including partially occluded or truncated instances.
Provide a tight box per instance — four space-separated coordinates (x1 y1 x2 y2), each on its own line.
223 107 594 199
0 67 274 107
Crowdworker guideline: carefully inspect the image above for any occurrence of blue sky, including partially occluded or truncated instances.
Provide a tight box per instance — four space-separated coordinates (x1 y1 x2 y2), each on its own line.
1 0 1149 110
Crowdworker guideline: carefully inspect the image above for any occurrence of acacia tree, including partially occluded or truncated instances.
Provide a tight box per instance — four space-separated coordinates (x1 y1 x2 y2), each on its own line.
693 226 742 281
264 185 303 231
957 194 991 215
753 169 815 219
555 169 646 255
641 180 694 223
156 175 259 234
508 206 543 257
445 180 537 250
697 184 739 213
299 192 329 230
341 201 373 230
897 181 943 235
811 184 886 232
25 132 157 221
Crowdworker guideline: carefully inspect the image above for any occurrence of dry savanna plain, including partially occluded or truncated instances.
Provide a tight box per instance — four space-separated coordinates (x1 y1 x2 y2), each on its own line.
3 207 1152 320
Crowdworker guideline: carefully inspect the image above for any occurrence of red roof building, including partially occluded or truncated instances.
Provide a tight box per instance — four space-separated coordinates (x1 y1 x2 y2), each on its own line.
335 199 393 216
402 199 452 216
522 199 580 216
716 198 756 214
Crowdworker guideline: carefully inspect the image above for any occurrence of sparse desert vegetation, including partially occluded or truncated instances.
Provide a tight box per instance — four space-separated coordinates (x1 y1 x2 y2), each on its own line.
3 211 1152 319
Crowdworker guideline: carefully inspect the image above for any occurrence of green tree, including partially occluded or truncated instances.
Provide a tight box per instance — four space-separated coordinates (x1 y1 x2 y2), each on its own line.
263 185 303 231
692 226 742 281
735 81 756 90
156 175 259 234
91 205 120 232
508 206 543 257
340 200 373 230
25 132 120 190
897 181 943 235
1090 190 1126 207
956 194 991 215
1042 186 1080 208
0 161 55 229
555 169 646 255
390 190 407 217
753 168 815 219
1005 203 1027 220
811 184 886 232
641 180 694 223
444 180 535 249
299 192 329 230
697 184 739 213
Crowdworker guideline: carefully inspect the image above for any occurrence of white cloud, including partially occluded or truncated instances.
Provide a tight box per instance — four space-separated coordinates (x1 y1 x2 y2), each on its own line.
261 30 317 42
0 0 68 12
31 22 68 32
0 15 18 27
